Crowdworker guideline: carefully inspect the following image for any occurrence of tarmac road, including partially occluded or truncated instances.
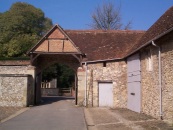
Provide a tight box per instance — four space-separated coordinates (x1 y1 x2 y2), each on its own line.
0 96 87 130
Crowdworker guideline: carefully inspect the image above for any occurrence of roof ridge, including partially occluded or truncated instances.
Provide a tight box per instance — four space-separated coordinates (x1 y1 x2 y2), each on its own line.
65 29 146 33
124 6 173 58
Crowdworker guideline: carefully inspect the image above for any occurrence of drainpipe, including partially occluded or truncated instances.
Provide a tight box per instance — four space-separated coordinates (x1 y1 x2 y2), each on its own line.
85 62 88 107
152 41 163 119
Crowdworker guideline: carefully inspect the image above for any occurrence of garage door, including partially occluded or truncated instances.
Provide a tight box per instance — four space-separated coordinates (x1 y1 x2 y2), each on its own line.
99 82 113 107
127 53 141 113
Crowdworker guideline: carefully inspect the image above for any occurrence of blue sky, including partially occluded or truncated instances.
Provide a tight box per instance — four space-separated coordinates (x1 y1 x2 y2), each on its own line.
0 0 173 30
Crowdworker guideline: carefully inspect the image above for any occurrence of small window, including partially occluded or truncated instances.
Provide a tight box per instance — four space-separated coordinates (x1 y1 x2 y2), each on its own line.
103 62 106 67
146 50 153 71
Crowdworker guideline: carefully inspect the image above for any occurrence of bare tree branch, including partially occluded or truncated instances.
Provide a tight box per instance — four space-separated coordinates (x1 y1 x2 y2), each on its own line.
124 20 132 30
90 2 132 30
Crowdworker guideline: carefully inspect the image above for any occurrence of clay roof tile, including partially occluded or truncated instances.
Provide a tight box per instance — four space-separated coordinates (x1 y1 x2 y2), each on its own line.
65 30 145 61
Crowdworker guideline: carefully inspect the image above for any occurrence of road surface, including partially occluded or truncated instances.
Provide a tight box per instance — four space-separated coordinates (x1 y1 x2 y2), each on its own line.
0 96 87 130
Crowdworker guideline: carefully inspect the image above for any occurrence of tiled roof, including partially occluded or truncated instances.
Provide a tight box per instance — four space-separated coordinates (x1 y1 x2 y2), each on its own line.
0 60 30 65
28 6 173 62
65 30 145 61
126 6 173 56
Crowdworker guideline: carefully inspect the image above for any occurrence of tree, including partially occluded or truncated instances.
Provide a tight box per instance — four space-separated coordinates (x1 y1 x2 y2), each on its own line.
42 63 75 88
0 2 53 57
90 2 132 30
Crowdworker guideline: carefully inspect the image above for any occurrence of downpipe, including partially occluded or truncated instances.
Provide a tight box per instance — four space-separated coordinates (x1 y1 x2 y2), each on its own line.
152 41 163 120
85 62 88 107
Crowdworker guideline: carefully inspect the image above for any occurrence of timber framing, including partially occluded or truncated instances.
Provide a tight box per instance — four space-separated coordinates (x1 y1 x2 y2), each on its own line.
27 24 83 64
27 24 82 55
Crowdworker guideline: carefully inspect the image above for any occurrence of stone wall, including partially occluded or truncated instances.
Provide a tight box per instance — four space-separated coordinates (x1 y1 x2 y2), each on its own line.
85 61 127 108
140 46 160 118
0 74 33 106
0 66 28 74
0 65 35 107
41 88 59 96
77 67 86 106
140 32 173 123
159 32 173 123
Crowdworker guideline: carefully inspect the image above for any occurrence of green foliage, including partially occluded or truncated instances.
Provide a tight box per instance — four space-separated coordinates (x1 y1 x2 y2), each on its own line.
42 63 75 88
0 2 53 57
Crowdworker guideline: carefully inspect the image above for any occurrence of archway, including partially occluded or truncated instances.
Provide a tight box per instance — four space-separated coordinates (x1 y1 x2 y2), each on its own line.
41 63 76 100
27 25 82 105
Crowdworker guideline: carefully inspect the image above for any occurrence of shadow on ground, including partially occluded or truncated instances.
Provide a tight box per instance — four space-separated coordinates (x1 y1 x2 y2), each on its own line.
40 96 75 106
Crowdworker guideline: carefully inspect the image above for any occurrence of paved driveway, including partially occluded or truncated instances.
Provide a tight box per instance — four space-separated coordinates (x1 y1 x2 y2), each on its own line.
0 96 87 130
85 108 173 130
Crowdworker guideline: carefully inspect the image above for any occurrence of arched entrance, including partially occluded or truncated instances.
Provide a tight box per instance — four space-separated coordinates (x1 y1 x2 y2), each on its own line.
41 63 75 97
27 25 82 105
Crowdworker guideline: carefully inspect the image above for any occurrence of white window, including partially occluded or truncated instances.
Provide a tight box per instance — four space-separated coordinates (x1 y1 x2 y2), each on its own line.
146 49 153 71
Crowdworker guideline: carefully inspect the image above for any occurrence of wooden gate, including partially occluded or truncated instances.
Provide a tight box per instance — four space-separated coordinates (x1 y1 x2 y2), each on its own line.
99 82 113 107
127 53 141 112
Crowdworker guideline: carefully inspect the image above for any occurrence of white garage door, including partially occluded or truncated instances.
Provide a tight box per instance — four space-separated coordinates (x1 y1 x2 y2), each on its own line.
99 82 113 107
